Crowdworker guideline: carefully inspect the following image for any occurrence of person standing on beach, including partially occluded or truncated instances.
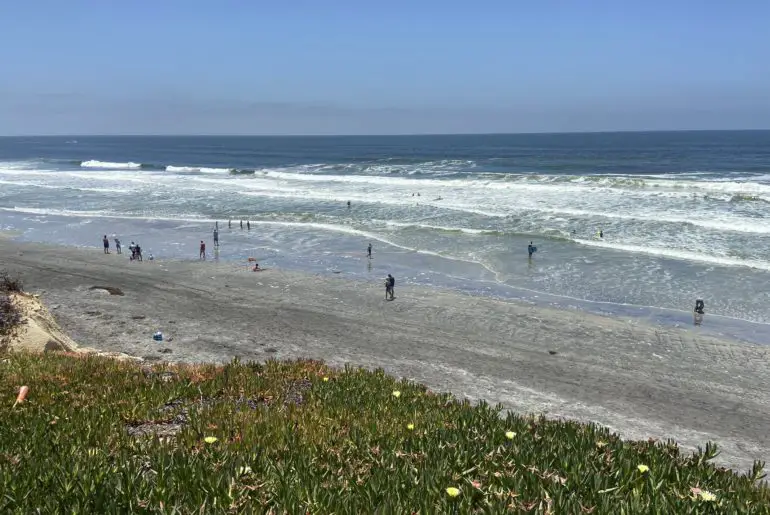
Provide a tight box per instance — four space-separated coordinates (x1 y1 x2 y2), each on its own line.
199 240 206 260
367 243 372 259
528 241 536 259
102 235 110 254
386 274 395 300
240 220 243 230
135 243 143 262
228 219 232 229
213 227 219 248
114 237 122 254
247 220 251 230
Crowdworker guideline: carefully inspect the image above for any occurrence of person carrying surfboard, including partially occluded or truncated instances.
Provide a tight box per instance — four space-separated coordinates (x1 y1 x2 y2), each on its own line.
528 241 537 259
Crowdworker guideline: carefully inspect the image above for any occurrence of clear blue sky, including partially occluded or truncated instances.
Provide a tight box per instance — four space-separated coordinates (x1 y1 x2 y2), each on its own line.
1 1 769 135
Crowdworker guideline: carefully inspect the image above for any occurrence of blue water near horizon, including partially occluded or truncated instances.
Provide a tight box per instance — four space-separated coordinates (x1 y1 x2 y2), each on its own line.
1 132 770 344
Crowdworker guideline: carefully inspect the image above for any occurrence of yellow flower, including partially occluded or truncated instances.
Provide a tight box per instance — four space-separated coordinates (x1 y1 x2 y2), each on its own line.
407 423 415 430
392 390 401 398
446 487 461 498
204 436 218 444
637 464 649 473
699 490 717 502
322 377 329 382
505 431 516 440
596 441 607 448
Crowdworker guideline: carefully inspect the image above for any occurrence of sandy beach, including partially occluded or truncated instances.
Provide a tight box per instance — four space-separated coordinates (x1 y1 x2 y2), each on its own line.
2 237 769 472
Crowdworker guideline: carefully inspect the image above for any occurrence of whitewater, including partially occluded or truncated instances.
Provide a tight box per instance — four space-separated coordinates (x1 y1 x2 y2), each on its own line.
1 132 769 343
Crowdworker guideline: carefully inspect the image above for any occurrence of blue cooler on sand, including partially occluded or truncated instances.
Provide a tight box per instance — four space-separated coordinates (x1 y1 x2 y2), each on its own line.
153 331 163 342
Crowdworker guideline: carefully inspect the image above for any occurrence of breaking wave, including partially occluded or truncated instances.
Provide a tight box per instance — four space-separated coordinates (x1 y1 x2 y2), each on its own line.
80 160 143 169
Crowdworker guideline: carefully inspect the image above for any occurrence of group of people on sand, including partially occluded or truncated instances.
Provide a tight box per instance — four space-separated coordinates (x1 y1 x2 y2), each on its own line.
101 235 150 261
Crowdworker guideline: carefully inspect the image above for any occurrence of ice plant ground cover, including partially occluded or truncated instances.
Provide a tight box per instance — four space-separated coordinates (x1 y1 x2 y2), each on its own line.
1 353 769 513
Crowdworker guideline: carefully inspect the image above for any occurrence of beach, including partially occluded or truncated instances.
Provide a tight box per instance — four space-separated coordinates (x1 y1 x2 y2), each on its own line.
3 237 769 473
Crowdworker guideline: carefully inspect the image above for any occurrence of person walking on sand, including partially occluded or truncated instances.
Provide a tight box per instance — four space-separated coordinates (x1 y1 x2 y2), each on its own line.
385 274 396 300
114 237 122 254
102 235 110 254
213 227 219 248
228 219 232 229
135 243 143 262
367 243 372 259
199 240 206 260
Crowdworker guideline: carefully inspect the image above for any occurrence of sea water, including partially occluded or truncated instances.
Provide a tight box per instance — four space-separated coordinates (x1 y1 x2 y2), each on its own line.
1 132 769 343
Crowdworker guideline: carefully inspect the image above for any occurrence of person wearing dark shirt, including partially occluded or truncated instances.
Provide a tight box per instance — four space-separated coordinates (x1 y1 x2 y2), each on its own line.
102 235 110 254
386 274 395 300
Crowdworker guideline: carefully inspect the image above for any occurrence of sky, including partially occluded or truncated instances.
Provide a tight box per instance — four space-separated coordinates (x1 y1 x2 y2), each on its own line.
1 1 769 135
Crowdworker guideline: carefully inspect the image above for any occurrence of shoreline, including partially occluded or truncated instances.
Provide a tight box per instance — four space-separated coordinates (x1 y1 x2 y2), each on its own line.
2 237 770 472
4 211 769 346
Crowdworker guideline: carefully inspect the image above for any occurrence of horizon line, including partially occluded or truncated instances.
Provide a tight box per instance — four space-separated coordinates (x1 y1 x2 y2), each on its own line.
2 128 770 138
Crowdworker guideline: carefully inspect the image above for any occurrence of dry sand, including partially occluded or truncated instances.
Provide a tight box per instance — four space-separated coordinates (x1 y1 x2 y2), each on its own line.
2 238 769 472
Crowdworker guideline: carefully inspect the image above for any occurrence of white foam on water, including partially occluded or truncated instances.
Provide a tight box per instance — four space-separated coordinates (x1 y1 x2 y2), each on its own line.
0 180 131 194
575 238 770 271
530 206 770 235
80 160 142 169
382 221 498 235
165 165 233 174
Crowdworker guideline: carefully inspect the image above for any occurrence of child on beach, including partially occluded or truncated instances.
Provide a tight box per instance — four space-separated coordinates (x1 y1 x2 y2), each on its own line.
199 240 206 260
114 237 122 254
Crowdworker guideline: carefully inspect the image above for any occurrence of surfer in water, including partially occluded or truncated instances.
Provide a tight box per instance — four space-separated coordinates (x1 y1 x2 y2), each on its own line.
527 241 536 259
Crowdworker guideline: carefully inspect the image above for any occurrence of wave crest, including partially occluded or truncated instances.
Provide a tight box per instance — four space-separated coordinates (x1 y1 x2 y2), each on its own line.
165 165 234 174
81 160 142 169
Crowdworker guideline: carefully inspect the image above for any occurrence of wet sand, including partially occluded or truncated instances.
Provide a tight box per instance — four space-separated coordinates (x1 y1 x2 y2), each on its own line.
2 237 769 472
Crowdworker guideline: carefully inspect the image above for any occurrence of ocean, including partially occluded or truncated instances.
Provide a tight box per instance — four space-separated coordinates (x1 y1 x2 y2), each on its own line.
1 132 770 343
